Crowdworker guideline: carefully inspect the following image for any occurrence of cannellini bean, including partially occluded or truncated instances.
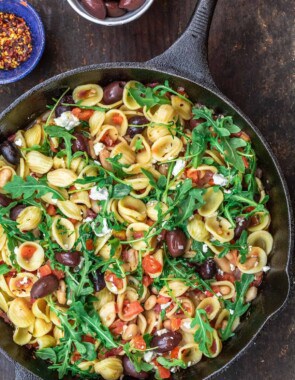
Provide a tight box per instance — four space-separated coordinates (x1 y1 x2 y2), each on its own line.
245 286 258 303
122 324 139 341
56 280 66 305
144 295 157 311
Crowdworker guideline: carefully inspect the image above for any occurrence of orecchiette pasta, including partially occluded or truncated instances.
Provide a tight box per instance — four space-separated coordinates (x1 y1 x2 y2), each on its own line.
0 80 273 380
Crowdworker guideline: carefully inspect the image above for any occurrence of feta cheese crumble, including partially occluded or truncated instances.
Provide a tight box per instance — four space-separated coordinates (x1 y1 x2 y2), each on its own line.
229 309 234 315
14 138 22 147
262 266 271 272
54 111 80 131
160 301 172 310
19 276 29 285
89 186 108 201
143 351 155 363
83 217 94 223
202 244 208 253
93 142 105 156
172 159 186 177
156 329 168 336
213 173 228 186
230 263 235 272
91 218 112 237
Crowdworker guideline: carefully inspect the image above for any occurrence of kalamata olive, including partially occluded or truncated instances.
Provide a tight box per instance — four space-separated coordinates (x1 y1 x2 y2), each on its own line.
31 274 59 299
105 1 127 17
165 228 187 257
0 194 12 207
72 132 88 153
127 116 148 137
119 0 145 11
189 118 205 130
90 269 106 292
10 204 26 221
199 258 217 280
103 81 126 105
55 251 81 267
151 330 182 353
234 216 250 239
0 141 20 165
55 95 74 117
123 356 148 379
81 0 107 19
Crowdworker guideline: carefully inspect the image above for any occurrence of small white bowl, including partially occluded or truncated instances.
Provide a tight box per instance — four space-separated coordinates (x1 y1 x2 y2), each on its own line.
67 0 154 26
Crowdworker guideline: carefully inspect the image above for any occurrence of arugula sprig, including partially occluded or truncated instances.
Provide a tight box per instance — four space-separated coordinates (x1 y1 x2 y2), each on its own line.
220 273 255 341
191 309 214 357
4 175 64 200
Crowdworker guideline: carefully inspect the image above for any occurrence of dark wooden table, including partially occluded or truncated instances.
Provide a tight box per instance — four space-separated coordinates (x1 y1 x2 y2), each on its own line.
0 0 294 379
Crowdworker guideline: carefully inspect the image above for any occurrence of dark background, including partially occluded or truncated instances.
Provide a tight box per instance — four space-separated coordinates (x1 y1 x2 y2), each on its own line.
0 0 294 379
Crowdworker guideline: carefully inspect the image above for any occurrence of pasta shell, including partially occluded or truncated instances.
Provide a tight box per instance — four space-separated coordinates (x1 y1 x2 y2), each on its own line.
13 327 33 346
145 104 176 124
248 212 271 232
130 135 152 164
237 246 267 274
47 168 77 187
187 215 209 242
7 298 35 328
17 158 30 179
32 299 51 323
16 242 44 271
123 81 141 110
51 217 76 250
24 123 42 147
0 166 15 188
199 187 224 217
151 135 183 162
33 318 52 338
89 110 105 136
210 280 236 300
159 280 189 298
70 190 91 208
197 296 221 320
178 343 202 365
104 109 128 136
147 124 171 143
99 301 116 327
34 335 56 349
73 84 103 106
17 206 42 231
126 222 156 251
205 216 234 243
26 151 53 174
208 329 222 358
0 291 10 313
110 142 136 165
9 273 38 298
57 200 83 221
118 196 147 223
247 230 273 255
94 358 123 380
171 95 192 120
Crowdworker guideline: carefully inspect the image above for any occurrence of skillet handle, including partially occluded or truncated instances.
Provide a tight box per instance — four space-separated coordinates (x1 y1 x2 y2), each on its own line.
148 0 218 90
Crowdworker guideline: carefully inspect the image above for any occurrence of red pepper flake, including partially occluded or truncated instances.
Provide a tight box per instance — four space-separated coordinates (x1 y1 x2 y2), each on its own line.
0 12 33 70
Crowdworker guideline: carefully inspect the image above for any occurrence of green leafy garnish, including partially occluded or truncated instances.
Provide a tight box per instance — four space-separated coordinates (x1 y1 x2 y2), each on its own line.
0 264 11 275
191 309 214 357
157 357 187 369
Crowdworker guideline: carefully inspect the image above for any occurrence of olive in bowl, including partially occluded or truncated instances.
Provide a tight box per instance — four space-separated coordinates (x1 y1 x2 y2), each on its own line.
67 0 154 26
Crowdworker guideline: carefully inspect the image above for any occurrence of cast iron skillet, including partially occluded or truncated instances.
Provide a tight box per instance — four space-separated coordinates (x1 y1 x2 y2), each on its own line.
0 1 293 379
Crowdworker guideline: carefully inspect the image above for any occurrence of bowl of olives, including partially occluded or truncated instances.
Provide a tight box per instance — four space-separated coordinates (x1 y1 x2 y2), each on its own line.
67 0 154 25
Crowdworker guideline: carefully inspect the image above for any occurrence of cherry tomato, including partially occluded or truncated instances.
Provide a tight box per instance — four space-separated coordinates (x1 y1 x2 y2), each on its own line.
122 301 144 319
142 255 163 274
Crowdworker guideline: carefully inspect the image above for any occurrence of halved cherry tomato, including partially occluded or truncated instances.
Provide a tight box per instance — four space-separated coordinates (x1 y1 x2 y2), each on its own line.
71 351 81 362
212 285 221 294
132 335 146 350
146 218 154 227
82 335 96 344
216 272 235 283
100 133 115 147
39 264 52 277
68 218 78 225
112 114 124 125
104 347 123 358
143 275 153 287
69 185 76 191
186 168 214 187
110 319 126 335
52 269 65 280
171 318 182 331
72 107 94 121
142 255 163 275
242 156 249 169
122 301 144 319
157 295 171 305
20 244 37 260
46 204 57 216
153 360 171 379
105 272 124 290
170 346 180 359
86 239 94 251
205 290 214 297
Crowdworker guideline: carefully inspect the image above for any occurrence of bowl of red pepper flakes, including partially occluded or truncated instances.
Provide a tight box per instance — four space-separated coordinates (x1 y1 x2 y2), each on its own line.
0 0 45 84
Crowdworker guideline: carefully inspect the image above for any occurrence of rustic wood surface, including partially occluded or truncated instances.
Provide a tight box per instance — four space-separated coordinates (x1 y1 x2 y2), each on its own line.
0 0 294 379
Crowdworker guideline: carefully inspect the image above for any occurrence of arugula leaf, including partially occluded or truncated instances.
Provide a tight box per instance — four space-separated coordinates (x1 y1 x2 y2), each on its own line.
220 137 247 173
45 125 76 168
157 357 187 369
106 154 128 179
112 184 131 199
4 175 64 200
220 273 254 341
134 137 144 152
36 348 57 363
191 309 214 357
0 264 11 275
123 343 153 373
71 301 118 349
128 82 170 110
